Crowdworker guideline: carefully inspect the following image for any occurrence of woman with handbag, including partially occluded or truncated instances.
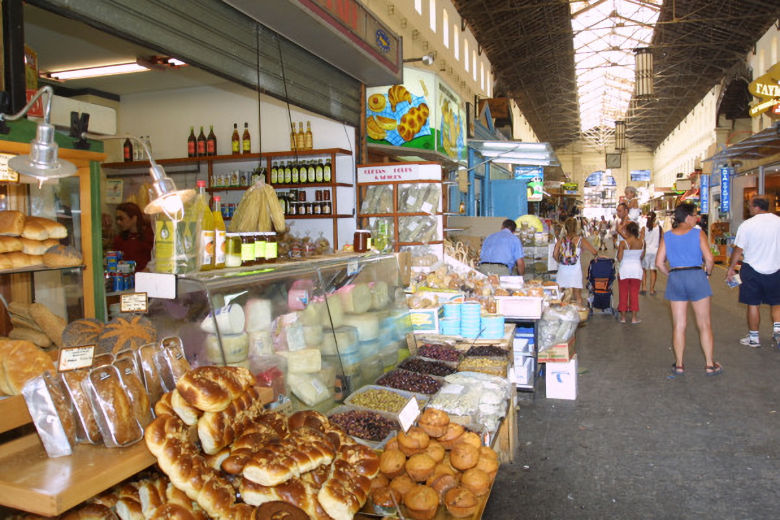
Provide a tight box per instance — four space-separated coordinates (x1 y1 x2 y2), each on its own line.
655 203 721 376
554 217 599 306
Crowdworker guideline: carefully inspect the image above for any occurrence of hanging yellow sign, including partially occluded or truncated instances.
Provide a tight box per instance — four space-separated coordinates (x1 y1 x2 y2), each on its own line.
748 62 780 118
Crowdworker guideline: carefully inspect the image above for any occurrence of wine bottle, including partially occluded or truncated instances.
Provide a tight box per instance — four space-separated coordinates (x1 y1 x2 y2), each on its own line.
197 126 207 156
304 121 313 150
231 123 240 155
242 122 251 154
123 138 133 162
295 122 305 152
284 161 292 183
187 127 196 158
270 162 278 184
290 123 297 152
323 157 332 182
315 160 323 182
207 125 217 156
307 160 316 183
291 161 299 184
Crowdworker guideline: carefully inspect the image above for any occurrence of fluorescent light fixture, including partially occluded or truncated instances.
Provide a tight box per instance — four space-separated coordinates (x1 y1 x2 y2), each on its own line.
47 62 150 81
167 58 186 66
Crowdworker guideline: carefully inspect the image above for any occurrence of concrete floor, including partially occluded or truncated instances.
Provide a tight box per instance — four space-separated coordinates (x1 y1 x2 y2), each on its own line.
483 247 780 520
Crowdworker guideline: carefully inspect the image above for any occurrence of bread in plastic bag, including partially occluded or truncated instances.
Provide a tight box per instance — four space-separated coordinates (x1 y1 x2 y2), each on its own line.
113 353 153 427
22 371 76 457
81 364 143 447
60 369 102 444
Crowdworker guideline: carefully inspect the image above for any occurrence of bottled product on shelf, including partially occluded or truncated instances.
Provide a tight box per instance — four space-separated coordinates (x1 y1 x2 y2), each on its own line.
231 123 240 154
242 122 251 153
123 138 133 162
295 122 305 151
304 121 313 150
290 123 297 152
270 162 278 184
187 127 197 158
206 125 217 156
196 180 215 271
213 196 226 269
196 126 206 156
323 158 332 182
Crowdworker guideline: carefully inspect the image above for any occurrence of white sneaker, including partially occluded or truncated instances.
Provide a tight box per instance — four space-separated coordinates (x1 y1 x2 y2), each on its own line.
739 335 761 348
774 332 780 349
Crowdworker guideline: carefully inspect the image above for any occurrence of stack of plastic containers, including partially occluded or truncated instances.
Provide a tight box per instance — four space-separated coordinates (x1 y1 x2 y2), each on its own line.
479 315 506 339
439 303 461 336
459 303 483 339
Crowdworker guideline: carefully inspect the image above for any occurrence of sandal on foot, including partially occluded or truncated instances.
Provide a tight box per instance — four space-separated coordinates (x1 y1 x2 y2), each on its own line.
671 364 685 375
705 363 723 376
632 319 642 324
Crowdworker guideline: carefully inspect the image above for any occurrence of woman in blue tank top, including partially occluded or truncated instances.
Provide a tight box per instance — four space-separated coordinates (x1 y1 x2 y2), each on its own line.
655 203 722 376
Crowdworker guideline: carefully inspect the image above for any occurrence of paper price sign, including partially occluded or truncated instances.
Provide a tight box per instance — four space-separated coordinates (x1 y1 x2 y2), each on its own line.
58 345 95 372
398 396 421 432
120 292 148 313
0 154 20 182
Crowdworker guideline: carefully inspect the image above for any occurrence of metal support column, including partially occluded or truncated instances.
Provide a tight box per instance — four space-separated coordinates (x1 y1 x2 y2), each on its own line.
758 165 765 195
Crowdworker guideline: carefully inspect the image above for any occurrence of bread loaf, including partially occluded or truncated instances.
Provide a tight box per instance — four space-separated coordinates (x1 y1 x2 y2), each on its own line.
5 251 43 268
29 302 66 347
175 366 254 413
137 343 165 404
171 389 201 425
61 369 102 443
98 315 157 355
21 219 48 240
1 339 55 394
115 497 144 520
0 254 11 270
87 365 143 446
0 235 23 252
26 216 67 239
114 358 153 427
8 301 33 320
43 244 82 268
9 326 52 347
0 210 25 236
21 237 58 255
62 318 104 347
197 386 265 454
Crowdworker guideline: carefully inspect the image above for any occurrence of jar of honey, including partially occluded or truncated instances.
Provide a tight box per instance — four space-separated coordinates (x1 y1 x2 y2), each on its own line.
353 230 371 253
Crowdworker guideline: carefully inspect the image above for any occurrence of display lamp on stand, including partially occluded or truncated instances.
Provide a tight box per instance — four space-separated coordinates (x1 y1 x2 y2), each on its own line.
0 85 77 186
82 133 195 218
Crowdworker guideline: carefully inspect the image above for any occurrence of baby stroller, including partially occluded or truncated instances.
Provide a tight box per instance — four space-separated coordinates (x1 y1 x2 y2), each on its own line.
587 257 616 316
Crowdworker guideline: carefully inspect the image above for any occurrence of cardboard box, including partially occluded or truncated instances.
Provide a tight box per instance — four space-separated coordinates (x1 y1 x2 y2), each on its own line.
410 307 441 334
537 336 576 363
545 354 578 400
496 296 543 319
511 354 535 386
513 337 532 354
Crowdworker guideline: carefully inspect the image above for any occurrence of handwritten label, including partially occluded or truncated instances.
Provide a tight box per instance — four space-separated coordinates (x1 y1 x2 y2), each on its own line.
120 292 148 313
58 345 95 372
398 396 420 432
0 154 20 182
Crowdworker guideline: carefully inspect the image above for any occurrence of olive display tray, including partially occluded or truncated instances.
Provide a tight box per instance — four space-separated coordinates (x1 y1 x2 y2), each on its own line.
326 404 400 451
343 384 429 422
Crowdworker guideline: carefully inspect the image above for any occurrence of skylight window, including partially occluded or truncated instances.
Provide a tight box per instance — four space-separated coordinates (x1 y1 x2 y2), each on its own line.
570 0 661 135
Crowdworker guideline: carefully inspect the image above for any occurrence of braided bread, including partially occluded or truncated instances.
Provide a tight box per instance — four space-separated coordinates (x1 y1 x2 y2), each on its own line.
175 366 253 413
197 386 266 454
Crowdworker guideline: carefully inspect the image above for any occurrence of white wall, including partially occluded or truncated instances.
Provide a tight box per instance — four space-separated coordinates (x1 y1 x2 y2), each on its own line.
114 80 357 248
556 140 654 197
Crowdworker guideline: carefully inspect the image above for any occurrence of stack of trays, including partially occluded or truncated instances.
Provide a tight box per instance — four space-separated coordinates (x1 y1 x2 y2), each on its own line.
478 314 505 339
459 303 482 339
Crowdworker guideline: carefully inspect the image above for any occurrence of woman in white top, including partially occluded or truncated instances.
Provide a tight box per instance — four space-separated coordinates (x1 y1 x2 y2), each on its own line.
625 186 641 223
641 211 663 295
554 217 599 306
617 221 645 323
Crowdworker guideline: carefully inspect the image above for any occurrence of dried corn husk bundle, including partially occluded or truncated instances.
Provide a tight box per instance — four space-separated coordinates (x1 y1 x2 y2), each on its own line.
229 180 286 232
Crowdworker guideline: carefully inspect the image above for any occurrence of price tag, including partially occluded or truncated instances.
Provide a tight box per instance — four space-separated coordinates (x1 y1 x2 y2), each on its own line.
347 260 359 275
120 292 148 313
58 345 95 372
398 396 421 432
0 154 20 182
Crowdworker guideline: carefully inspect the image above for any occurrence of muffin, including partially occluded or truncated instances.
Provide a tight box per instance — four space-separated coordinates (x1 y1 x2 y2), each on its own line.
403 485 439 520
430 461 458 481
398 426 430 456
456 431 482 450
390 474 416 498
405 453 436 482
444 486 479 518
372 486 399 516
476 454 499 481
450 442 479 471
370 474 390 491
418 408 450 438
437 423 465 449
460 468 491 497
429 472 459 501
424 439 445 463
386 436 399 451
479 445 498 461
380 449 407 479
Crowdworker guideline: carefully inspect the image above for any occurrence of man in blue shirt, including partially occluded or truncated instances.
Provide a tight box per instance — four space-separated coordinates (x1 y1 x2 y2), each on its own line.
478 219 525 276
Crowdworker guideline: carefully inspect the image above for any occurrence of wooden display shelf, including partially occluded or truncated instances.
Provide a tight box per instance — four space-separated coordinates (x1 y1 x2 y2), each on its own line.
0 433 155 516
0 264 86 276
286 214 352 220
272 182 352 189
0 396 32 435
205 186 247 192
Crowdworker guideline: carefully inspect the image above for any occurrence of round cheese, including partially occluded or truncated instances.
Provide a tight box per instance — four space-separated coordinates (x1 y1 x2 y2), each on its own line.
341 313 380 341
204 332 248 364
370 281 390 310
303 325 324 348
338 283 371 314
325 294 344 328
248 328 273 357
244 298 272 332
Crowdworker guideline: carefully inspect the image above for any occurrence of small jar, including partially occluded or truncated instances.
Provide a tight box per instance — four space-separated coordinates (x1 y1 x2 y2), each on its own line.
298 202 307 216
298 190 306 202
353 230 371 253
254 232 266 264
225 233 242 267
265 232 278 263
313 201 322 215
240 233 255 266
289 201 298 216
315 190 323 202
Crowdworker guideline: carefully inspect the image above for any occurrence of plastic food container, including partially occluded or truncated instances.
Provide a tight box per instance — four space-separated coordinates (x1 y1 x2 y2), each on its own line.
344 384 429 419
375 368 444 395
326 404 399 450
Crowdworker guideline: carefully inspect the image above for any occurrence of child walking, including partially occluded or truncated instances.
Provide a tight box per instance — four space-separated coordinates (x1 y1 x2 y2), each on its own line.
617 221 645 323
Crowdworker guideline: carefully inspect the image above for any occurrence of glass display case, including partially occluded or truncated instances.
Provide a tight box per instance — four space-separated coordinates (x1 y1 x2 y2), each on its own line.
145 253 412 412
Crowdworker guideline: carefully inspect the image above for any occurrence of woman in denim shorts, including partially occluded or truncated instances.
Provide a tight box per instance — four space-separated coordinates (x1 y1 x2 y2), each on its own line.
655 203 722 376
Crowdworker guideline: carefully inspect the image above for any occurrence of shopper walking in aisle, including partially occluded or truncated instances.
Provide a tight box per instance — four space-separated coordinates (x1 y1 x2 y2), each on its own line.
641 211 663 295
726 196 780 349
478 219 525 276
613 203 629 250
554 217 599 306
598 216 609 251
617 221 644 323
655 203 721 376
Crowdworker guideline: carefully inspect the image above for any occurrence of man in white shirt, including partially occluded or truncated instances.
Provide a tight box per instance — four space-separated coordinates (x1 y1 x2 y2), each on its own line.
727 196 780 348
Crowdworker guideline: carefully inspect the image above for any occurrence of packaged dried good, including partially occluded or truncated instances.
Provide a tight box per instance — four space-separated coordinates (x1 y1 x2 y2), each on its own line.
135 342 165 403
22 371 76 457
157 336 191 390
113 355 153 427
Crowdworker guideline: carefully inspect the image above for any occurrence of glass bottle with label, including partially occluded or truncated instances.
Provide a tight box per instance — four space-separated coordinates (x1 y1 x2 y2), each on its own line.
270 162 278 184
187 127 196 158
197 126 207 156
242 122 251 154
265 232 278 263
231 123 240 155
307 161 316 183
295 122 305 151
291 161 299 184
304 121 313 150
207 125 217 156
213 196 226 269
323 157 332 182
254 232 266 264
195 181 215 271
284 161 292 184
240 233 255 266
322 190 331 215
315 160 324 182
225 233 242 267
290 123 297 152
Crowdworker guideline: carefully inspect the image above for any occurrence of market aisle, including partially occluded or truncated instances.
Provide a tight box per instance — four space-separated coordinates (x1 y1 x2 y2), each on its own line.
484 247 780 520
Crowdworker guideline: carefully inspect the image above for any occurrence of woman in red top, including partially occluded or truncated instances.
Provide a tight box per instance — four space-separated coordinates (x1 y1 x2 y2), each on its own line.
112 202 153 271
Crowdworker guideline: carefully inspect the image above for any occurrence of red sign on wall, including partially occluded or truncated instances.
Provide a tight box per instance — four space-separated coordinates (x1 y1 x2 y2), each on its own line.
25 89 44 118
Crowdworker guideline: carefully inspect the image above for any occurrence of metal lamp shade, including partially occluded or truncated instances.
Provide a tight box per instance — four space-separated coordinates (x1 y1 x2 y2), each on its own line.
144 165 196 215
8 122 77 182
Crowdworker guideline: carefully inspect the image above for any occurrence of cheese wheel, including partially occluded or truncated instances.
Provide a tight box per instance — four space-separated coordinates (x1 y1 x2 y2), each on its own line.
288 373 330 406
279 348 322 373
332 326 359 355
300 299 326 327
325 294 344 328
204 333 249 364
370 281 390 310
244 298 272 332
303 325 324 348
338 283 371 314
319 333 338 356
342 313 380 341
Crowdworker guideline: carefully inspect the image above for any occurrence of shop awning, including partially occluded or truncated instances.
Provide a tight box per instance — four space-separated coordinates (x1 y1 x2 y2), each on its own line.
705 122 780 164
467 140 567 181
